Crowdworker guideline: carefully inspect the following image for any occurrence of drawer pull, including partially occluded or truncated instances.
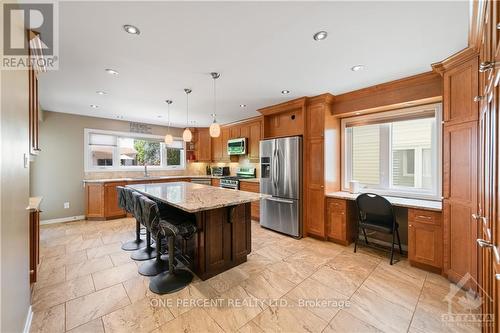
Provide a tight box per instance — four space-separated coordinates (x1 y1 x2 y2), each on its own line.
477 239 493 248
474 95 485 102
472 213 483 220
416 215 432 220
479 61 496 72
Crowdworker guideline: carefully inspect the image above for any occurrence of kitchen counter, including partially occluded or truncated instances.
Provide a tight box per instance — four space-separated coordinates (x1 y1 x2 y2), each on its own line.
83 175 223 183
325 191 442 211
127 181 266 213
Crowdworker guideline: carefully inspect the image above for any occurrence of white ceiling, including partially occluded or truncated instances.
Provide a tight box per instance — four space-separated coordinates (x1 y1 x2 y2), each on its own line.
39 1 469 127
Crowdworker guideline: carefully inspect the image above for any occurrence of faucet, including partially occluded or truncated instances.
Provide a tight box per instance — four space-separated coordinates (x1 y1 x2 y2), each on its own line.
144 163 149 177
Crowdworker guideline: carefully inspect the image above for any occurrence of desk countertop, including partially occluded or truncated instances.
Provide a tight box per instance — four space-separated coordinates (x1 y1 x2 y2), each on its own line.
325 191 442 212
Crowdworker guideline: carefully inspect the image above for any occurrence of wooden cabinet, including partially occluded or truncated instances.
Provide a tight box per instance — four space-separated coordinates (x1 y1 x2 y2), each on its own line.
325 198 355 245
104 182 127 219
304 97 332 238
221 127 230 161
211 178 220 187
408 208 442 271
211 134 223 161
240 181 260 221
198 203 251 279
195 128 211 162
230 126 241 139
85 183 105 219
29 209 40 285
248 120 262 160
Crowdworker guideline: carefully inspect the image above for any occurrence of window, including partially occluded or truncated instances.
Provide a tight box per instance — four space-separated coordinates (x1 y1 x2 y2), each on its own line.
342 104 441 200
85 129 185 172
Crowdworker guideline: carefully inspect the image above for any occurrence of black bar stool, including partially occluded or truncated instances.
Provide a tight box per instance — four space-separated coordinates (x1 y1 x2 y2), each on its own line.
149 212 197 294
137 196 170 276
119 187 145 251
130 192 157 261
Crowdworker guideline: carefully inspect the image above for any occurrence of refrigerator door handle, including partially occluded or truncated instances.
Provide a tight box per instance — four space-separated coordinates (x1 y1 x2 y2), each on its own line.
272 148 278 189
266 197 294 204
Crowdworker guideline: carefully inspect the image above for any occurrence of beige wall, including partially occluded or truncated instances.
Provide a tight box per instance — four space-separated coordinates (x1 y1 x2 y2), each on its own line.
30 111 212 220
0 10 32 333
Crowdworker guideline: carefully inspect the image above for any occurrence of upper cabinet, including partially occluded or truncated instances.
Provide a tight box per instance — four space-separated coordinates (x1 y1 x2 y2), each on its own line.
258 98 306 138
195 128 212 162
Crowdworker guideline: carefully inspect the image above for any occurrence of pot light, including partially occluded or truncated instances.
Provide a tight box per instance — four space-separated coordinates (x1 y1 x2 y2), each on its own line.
351 65 365 72
105 68 119 75
240 104 247 108
90 104 99 109
96 91 107 95
313 31 328 41
281 90 290 94
123 24 140 35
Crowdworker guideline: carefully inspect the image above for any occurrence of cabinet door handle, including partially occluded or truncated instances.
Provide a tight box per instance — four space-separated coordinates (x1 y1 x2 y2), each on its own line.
479 61 496 72
472 213 483 220
474 95 485 102
416 215 431 220
477 239 494 248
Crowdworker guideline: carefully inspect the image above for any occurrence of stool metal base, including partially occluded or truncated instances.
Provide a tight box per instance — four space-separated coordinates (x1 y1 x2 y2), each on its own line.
138 255 170 276
130 246 157 261
149 268 193 294
121 238 146 251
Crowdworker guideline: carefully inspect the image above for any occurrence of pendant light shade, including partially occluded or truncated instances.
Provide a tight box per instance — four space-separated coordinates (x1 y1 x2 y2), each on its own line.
209 72 221 138
164 99 173 145
209 120 221 137
182 128 192 142
183 88 192 143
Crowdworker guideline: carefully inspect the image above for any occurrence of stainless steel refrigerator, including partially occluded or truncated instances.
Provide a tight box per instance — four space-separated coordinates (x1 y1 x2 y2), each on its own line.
259 136 302 238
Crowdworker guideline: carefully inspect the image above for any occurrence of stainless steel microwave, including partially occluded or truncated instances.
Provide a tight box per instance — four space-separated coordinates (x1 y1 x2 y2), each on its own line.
227 138 247 155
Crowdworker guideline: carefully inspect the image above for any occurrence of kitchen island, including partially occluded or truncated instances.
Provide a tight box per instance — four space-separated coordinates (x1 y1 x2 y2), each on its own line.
127 181 265 280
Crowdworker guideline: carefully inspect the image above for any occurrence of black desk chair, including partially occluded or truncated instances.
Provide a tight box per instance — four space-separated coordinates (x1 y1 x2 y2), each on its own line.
118 187 145 251
355 193 402 265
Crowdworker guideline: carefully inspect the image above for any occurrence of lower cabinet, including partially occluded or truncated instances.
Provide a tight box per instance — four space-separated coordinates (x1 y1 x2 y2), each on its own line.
239 181 260 221
211 178 220 187
104 182 127 219
29 209 40 285
325 198 356 245
408 208 443 272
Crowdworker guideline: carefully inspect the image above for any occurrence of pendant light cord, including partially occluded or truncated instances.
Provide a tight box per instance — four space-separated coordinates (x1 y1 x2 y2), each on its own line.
186 91 189 127
213 77 217 121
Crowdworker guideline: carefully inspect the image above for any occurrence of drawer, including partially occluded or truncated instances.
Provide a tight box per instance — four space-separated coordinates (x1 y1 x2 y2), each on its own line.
326 198 347 212
240 182 259 193
408 208 442 226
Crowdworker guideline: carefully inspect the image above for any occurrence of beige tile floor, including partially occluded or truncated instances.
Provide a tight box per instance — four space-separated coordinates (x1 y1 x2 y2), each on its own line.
30 218 482 333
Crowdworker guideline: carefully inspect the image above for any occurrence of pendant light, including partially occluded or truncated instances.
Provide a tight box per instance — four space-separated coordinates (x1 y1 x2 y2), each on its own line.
209 72 221 138
164 100 173 145
183 88 193 142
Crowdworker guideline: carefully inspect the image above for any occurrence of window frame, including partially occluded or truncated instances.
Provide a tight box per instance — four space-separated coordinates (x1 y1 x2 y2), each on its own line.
84 128 186 172
341 103 442 200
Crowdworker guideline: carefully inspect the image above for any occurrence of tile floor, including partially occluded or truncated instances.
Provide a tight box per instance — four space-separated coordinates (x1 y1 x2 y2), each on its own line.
30 218 481 333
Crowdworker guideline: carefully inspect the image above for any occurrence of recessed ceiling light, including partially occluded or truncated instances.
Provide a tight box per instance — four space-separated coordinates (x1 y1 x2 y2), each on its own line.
281 90 290 94
351 65 365 72
123 24 140 35
313 31 328 41
105 68 119 75
90 104 99 109
96 91 107 95
240 104 247 108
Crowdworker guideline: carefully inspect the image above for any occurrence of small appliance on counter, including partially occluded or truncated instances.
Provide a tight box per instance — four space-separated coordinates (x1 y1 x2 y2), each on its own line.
220 167 256 190
211 166 230 177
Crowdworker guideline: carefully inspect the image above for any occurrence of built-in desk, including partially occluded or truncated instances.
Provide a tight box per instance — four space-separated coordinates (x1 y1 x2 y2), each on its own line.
323 192 443 273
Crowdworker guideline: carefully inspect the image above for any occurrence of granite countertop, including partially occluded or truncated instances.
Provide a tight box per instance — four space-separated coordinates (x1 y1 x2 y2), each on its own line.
83 175 222 183
325 191 442 211
127 181 267 213
27 197 43 211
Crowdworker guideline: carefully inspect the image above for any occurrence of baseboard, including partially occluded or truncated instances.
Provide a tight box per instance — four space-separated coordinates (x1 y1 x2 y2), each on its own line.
40 215 86 225
23 306 33 333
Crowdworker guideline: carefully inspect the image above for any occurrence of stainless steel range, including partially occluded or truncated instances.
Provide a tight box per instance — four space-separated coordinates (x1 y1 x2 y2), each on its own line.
220 167 256 189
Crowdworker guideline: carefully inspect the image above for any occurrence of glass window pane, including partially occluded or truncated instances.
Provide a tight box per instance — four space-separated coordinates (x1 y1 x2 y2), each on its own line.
89 133 116 146
118 137 161 166
167 148 181 166
352 124 380 185
90 145 113 167
391 118 434 190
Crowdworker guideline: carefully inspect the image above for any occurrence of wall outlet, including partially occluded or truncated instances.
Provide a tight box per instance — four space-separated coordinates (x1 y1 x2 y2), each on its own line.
64 202 70 209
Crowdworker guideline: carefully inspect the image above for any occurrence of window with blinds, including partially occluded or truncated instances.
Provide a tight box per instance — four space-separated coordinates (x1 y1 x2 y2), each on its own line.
85 129 185 171
342 103 442 200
